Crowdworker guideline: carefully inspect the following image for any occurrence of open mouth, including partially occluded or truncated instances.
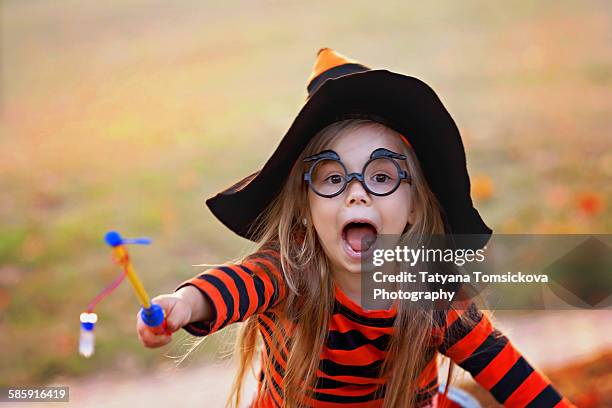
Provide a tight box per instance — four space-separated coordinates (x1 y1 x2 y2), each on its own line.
341 221 378 260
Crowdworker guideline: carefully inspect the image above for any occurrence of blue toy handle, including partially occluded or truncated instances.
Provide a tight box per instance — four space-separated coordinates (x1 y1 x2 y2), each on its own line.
140 304 171 336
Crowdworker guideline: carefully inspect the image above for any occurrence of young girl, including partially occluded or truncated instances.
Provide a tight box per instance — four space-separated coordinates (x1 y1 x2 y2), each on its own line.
137 49 575 408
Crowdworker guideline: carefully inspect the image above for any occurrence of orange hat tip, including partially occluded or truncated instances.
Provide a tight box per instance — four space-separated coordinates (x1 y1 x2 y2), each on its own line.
317 47 332 56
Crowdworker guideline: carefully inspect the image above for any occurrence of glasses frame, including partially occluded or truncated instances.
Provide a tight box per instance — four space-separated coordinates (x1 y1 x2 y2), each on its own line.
303 147 412 198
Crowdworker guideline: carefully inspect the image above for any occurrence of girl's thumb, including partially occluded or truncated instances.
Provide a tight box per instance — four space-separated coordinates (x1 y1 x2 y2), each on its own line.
151 295 190 333
164 311 184 333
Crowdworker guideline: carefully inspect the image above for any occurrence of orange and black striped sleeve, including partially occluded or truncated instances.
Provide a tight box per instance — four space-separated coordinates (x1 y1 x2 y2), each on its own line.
438 301 576 408
173 243 285 337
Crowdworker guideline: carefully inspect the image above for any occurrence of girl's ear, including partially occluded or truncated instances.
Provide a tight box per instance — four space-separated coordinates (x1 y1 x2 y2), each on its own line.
407 208 416 227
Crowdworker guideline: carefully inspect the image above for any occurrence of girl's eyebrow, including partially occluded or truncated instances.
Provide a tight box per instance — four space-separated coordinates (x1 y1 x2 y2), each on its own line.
370 147 406 159
303 149 340 162
303 147 405 162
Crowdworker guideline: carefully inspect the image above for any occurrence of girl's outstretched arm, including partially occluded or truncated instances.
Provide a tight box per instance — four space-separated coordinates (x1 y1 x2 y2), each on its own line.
437 301 576 407
173 242 285 337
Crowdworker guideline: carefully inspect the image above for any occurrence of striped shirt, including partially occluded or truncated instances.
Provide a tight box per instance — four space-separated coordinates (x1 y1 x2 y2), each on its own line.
174 245 575 408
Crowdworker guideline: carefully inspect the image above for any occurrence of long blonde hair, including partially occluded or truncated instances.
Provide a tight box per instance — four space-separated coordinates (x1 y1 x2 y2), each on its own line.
193 118 483 407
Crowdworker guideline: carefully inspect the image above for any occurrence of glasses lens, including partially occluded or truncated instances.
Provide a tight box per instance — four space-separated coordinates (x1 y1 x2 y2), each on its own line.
364 157 401 195
310 159 346 196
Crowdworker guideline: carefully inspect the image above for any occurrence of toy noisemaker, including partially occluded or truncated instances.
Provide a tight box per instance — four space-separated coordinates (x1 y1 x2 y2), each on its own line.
78 230 171 358
104 231 171 335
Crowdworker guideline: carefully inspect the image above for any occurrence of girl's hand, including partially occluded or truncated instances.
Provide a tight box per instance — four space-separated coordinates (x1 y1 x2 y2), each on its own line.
136 293 192 348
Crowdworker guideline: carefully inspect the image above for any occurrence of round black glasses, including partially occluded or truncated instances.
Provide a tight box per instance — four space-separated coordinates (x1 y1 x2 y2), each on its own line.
303 148 412 198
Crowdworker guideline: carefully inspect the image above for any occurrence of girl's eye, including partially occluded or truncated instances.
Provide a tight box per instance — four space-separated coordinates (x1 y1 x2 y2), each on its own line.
372 173 391 183
326 174 343 184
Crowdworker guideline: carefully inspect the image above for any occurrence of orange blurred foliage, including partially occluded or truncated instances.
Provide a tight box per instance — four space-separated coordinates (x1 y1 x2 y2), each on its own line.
576 191 605 216
471 174 494 201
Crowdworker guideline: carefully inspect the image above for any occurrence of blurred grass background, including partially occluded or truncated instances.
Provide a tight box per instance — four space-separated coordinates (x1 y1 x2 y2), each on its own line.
0 0 610 389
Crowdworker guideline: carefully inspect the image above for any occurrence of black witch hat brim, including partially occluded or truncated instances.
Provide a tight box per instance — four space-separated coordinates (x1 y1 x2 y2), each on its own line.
205 68 493 248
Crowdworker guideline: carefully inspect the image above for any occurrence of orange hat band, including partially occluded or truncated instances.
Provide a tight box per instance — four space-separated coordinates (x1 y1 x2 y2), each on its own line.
307 63 369 96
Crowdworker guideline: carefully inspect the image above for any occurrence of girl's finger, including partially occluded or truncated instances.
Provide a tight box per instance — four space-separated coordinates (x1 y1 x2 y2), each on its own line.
136 310 172 347
139 323 172 348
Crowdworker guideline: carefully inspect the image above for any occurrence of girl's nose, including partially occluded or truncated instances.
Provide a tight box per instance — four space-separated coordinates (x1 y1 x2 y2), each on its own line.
344 179 371 206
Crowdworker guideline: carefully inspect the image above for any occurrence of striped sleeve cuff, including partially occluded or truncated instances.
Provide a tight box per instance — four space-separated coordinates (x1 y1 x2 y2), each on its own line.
172 244 284 337
174 275 228 337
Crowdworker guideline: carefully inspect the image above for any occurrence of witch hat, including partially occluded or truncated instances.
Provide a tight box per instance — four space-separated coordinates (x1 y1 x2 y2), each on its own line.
205 48 493 248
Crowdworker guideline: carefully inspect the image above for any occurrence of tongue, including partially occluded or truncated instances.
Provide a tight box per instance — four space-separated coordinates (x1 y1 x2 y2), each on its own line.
345 224 377 252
